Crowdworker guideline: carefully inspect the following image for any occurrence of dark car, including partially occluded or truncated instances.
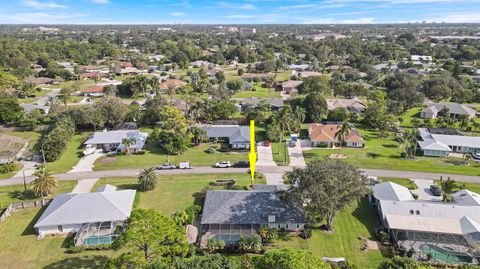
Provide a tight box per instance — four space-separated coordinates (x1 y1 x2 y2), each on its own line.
234 161 250 168
430 185 442 196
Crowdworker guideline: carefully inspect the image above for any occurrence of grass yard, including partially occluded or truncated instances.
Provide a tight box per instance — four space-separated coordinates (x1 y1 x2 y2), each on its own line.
0 207 119 269
275 198 388 268
303 129 480 176
92 173 259 214
378 177 417 189
46 133 88 173
232 83 280 98
94 143 248 171
45 80 97 90
0 181 77 209
271 141 290 166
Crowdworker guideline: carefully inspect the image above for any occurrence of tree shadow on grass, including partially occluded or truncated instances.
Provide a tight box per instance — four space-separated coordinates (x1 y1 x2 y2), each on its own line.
351 198 380 240
9 190 37 201
21 206 47 236
367 152 382 158
44 255 110 269
382 144 398 148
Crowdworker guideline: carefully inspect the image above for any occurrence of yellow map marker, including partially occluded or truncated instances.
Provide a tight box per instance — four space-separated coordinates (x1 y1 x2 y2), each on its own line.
248 120 256 186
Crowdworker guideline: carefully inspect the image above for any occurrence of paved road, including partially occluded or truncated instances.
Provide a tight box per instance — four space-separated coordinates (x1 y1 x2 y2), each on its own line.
2 166 479 187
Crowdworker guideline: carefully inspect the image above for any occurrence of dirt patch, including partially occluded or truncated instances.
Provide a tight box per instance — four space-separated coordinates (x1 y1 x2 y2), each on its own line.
98 156 117 165
329 154 347 159
366 239 381 250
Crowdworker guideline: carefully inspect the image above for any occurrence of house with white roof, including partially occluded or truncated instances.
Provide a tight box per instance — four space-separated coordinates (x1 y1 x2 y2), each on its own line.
372 182 480 263
420 103 476 120
200 125 250 149
34 185 136 246
84 130 148 153
417 128 480 157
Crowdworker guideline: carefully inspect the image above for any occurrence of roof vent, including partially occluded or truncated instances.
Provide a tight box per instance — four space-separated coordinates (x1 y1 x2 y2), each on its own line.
268 215 276 223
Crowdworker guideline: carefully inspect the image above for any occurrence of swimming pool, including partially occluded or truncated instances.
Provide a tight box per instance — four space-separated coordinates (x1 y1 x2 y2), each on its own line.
420 244 473 264
83 235 117 246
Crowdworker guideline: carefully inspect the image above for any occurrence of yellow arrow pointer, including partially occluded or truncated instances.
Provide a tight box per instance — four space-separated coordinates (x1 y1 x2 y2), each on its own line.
248 120 256 187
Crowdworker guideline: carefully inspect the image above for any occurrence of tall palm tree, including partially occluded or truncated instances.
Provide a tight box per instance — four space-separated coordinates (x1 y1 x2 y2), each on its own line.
150 76 160 95
334 122 352 147
138 167 159 191
31 168 57 197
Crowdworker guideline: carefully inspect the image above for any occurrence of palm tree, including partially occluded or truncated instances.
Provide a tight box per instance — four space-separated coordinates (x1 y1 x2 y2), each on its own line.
258 226 269 241
31 168 57 197
334 122 352 147
150 76 160 95
266 228 279 243
440 177 457 201
121 137 136 154
250 235 263 253
237 235 251 252
137 167 159 191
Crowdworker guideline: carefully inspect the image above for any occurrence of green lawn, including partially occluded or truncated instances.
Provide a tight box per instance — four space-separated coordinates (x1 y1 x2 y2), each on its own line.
379 177 417 189
275 199 388 268
0 207 119 269
398 107 423 127
232 83 280 98
271 141 289 166
46 133 87 173
94 143 248 171
45 80 97 90
93 173 261 214
303 129 480 176
0 181 77 209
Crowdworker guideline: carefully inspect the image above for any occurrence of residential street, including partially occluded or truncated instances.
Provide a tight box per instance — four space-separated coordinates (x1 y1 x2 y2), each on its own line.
2 166 479 187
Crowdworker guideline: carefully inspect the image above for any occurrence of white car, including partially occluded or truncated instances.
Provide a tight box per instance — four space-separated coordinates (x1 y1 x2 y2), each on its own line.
215 161 232 168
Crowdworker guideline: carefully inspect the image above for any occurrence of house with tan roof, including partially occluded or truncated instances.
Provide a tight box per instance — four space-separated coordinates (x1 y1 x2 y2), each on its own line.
159 79 187 92
327 98 366 114
308 122 364 148
281 80 303 94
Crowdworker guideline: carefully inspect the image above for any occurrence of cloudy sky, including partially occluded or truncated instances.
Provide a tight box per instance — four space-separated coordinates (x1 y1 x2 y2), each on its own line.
1 0 480 24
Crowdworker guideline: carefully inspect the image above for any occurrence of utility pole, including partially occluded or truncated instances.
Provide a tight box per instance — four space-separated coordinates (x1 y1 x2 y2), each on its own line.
23 170 27 193
41 143 46 167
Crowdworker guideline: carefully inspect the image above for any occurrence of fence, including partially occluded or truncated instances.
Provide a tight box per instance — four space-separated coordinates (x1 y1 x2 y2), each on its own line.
0 199 52 224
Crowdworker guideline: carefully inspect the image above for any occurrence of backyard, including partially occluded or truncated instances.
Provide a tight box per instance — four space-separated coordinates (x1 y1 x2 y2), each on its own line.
303 129 480 176
94 143 249 171
275 198 388 268
232 82 280 98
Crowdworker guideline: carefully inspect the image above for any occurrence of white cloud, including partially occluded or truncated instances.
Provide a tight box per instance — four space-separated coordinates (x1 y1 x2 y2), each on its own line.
301 17 375 24
226 14 257 19
91 0 110 4
23 0 65 9
219 2 255 10
0 12 87 24
170 12 185 16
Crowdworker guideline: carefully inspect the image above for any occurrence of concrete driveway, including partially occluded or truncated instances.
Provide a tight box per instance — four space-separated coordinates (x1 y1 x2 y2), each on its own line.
256 143 277 167
411 179 442 201
287 140 306 168
68 150 105 173
71 178 100 193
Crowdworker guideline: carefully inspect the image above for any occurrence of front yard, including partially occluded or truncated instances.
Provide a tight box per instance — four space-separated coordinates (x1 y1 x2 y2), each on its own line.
232 83 280 98
45 133 87 173
93 143 248 171
303 129 480 176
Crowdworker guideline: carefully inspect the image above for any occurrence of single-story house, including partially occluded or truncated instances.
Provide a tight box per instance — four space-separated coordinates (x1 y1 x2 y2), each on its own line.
308 123 364 148
420 103 476 120
159 79 187 92
24 76 56 85
292 70 322 80
190 60 213 68
84 130 148 152
20 103 50 114
34 185 136 246
411 55 433 63
285 64 309 71
200 188 305 245
372 182 480 262
200 125 250 149
232 98 284 111
327 99 366 114
240 73 273 81
80 72 109 80
281 80 303 94
417 128 480 157
83 86 104 97
119 62 133 69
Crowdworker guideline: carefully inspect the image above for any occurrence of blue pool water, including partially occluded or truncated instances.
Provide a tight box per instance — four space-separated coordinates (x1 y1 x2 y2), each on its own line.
420 244 473 264
83 235 116 246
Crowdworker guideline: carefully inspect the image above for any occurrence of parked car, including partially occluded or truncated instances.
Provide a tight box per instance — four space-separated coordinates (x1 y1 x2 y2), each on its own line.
179 161 192 169
157 163 176 170
215 161 232 168
472 152 480 160
234 161 249 168
430 185 442 196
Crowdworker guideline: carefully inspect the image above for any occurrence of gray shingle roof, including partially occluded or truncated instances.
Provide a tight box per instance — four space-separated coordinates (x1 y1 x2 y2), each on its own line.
200 125 250 144
421 102 476 116
201 190 305 225
34 188 136 228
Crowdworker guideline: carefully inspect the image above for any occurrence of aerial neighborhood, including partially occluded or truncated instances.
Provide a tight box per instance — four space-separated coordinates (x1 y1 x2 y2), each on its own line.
1 20 480 269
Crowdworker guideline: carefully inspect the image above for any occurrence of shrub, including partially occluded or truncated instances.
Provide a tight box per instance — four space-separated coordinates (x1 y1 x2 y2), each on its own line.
299 227 312 239
41 116 75 161
377 231 390 244
66 246 85 253
205 147 217 154
0 163 16 174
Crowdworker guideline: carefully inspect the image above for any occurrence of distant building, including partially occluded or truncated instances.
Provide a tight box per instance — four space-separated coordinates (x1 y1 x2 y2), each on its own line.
281 80 303 94
159 79 187 92
240 72 273 80
326 99 366 114
200 125 250 149
421 103 476 120
240 28 256 35
84 130 148 153
417 128 480 157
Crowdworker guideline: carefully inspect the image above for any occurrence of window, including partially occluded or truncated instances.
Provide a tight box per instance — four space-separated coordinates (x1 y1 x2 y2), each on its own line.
58 225 63 232
409 210 414 215
415 210 420 215
296 224 300 229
